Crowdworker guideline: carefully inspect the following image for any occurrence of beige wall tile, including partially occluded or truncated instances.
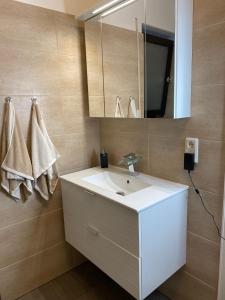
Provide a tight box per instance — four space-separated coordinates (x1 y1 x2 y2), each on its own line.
0 2 57 52
147 134 186 183
0 0 53 19
188 189 223 243
36 95 91 136
185 233 220 288
185 84 225 141
0 242 84 300
160 270 217 300
0 209 65 269
0 46 33 95
192 22 225 85
53 131 100 173
30 52 83 96
147 118 187 138
194 0 225 29
54 15 84 56
190 140 224 194
0 184 62 229
101 118 149 135
81 130 101 168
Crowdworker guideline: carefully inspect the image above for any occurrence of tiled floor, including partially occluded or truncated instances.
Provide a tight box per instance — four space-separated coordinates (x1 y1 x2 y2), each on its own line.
18 262 170 300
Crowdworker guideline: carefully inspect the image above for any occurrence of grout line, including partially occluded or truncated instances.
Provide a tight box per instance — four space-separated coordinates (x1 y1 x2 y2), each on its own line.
194 20 225 32
183 270 217 291
188 186 224 197
0 208 63 232
52 130 99 138
187 230 221 247
101 130 225 143
191 83 225 88
0 241 65 272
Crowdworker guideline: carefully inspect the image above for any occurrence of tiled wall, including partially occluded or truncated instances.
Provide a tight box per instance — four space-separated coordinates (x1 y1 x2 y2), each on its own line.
100 0 225 299
0 1 100 299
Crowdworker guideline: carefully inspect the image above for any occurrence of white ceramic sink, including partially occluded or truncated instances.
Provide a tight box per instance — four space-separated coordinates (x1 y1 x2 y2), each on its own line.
60 166 188 212
82 171 151 196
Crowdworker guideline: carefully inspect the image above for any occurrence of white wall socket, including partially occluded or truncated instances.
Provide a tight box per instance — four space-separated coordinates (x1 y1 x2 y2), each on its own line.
185 137 199 163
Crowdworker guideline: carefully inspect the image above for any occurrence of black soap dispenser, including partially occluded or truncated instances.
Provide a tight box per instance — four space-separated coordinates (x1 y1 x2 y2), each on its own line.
100 149 108 168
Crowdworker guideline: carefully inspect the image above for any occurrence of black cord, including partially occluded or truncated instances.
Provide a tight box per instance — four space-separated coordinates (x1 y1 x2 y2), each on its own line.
188 170 225 241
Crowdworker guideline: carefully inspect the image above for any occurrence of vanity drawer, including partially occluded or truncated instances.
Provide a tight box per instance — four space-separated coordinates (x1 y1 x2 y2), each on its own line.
62 181 139 256
64 213 140 299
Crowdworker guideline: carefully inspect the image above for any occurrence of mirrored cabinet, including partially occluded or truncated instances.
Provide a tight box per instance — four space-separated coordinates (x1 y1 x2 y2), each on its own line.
81 0 193 119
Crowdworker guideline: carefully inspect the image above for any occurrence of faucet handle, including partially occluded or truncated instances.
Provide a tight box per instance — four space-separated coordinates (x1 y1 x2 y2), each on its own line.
119 153 142 166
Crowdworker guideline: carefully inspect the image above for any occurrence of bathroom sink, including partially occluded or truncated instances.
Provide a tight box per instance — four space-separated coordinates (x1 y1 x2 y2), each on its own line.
60 166 188 212
82 171 151 196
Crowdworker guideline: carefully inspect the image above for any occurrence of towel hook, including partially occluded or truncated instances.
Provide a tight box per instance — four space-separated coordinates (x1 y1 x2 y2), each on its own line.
5 97 13 103
31 97 38 104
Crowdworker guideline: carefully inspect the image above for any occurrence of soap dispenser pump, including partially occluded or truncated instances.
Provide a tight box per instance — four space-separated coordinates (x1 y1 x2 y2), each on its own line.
100 149 108 168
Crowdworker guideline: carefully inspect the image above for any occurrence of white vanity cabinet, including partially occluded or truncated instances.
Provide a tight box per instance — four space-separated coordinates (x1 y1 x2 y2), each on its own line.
61 168 188 300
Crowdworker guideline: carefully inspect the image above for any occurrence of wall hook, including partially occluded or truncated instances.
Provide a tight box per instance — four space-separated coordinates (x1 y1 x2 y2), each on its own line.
5 97 13 103
31 97 38 104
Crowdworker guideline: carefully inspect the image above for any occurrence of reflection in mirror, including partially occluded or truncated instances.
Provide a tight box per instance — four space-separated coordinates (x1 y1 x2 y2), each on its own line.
84 0 192 119
101 0 144 118
144 0 175 118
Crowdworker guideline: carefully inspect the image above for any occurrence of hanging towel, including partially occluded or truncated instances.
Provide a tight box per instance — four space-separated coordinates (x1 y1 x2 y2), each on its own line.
31 102 60 201
115 96 125 118
128 96 139 118
1 101 33 201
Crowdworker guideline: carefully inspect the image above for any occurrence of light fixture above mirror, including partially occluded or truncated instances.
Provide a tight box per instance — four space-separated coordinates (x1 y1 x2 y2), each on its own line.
92 0 122 15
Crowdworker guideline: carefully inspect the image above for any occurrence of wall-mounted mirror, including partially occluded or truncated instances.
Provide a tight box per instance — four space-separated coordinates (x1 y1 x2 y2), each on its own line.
83 0 193 119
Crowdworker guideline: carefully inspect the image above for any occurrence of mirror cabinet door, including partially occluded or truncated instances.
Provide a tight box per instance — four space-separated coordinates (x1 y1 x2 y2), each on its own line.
84 0 192 119
144 0 175 118
101 0 144 118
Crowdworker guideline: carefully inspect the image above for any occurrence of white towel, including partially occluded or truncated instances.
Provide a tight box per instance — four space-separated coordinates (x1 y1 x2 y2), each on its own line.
31 102 60 201
128 97 139 118
1 101 33 201
115 96 125 118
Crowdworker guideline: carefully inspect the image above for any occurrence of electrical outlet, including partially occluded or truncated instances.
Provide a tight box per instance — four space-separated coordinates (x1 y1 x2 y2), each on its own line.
185 137 199 163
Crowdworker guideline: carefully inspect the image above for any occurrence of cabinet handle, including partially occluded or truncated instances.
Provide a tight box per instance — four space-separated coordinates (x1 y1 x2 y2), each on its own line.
87 225 99 236
85 190 96 196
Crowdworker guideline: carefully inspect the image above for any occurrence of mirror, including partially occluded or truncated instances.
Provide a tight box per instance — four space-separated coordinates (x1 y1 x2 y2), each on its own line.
84 0 193 119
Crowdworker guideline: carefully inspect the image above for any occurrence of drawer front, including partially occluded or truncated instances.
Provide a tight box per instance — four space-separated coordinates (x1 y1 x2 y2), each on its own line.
62 181 139 256
65 212 140 299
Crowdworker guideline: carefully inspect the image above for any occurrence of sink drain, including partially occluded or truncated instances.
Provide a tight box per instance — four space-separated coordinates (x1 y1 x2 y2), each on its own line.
116 191 125 196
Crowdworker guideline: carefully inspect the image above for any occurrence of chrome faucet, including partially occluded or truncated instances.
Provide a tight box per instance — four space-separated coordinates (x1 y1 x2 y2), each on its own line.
119 153 142 175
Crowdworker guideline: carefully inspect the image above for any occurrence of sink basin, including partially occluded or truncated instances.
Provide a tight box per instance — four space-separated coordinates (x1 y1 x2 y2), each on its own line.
82 171 151 196
60 166 188 212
